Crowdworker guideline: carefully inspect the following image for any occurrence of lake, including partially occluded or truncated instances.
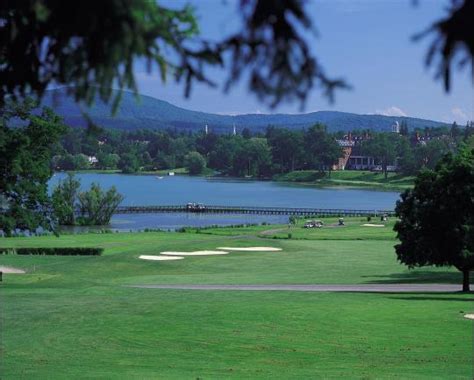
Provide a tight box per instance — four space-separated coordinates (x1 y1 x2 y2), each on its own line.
50 173 401 231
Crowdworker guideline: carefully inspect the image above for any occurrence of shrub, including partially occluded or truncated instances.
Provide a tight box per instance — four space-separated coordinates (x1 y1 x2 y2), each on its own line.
184 151 206 175
0 247 103 256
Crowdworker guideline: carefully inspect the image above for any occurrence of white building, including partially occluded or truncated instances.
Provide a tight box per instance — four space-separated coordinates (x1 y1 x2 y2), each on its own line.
88 156 98 165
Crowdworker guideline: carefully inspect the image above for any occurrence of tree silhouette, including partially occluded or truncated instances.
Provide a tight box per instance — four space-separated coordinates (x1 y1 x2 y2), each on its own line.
394 148 474 292
1 1 471 110
0 0 347 111
414 0 474 92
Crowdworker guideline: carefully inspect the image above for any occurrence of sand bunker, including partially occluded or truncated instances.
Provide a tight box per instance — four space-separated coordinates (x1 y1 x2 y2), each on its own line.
362 224 385 227
464 314 474 320
0 266 26 274
217 247 282 252
160 251 229 256
139 255 183 261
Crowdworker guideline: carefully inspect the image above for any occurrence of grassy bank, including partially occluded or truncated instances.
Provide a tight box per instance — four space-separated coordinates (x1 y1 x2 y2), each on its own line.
275 170 414 191
63 169 412 191
63 167 216 176
66 167 189 175
1 223 472 378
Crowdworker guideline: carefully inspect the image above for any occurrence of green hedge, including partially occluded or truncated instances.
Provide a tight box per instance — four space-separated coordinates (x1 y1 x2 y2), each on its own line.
0 247 103 256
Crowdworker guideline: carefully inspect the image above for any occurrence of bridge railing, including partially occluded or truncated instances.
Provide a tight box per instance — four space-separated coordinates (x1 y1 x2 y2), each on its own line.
113 204 394 216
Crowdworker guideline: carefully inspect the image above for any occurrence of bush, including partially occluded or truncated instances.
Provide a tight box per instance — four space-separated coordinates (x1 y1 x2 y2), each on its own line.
275 170 326 182
184 151 206 175
0 247 103 256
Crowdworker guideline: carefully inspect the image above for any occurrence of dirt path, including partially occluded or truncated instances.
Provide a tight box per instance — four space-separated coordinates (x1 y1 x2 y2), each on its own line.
129 284 467 293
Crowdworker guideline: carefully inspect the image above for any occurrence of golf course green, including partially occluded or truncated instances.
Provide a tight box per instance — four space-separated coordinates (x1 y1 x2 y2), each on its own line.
1 218 472 379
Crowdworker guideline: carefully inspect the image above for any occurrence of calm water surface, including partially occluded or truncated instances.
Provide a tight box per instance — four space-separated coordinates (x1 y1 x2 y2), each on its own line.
50 173 400 231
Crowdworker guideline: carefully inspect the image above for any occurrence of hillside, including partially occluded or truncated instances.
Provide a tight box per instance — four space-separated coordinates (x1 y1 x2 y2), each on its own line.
41 88 448 133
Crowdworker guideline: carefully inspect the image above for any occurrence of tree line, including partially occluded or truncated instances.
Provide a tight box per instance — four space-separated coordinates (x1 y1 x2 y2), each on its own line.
53 125 342 177
52 121 474 178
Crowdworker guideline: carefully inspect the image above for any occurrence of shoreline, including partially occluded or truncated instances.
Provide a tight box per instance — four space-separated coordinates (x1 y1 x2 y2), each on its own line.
57 169 412 192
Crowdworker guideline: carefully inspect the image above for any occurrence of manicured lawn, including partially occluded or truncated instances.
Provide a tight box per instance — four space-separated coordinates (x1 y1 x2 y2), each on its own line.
275 170 414 191
190 216 398 240
329 170 413 184
263 217 399 240
1 224 472 378
2 288 471 379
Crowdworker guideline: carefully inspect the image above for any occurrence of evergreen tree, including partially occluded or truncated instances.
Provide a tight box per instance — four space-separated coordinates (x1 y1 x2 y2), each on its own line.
399 121 409 136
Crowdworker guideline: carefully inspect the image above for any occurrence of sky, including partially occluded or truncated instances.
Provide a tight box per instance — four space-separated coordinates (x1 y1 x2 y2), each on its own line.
133 0 473 124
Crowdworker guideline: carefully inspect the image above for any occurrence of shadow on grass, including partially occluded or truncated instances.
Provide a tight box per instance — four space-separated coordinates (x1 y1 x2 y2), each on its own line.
387 295 474 302
363 271 462 284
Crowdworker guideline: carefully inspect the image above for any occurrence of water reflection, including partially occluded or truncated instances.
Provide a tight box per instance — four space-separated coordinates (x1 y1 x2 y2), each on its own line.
60 212 287 233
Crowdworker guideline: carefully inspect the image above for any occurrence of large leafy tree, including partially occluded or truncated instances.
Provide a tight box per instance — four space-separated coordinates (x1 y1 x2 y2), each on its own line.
184 151 206 175
266 127 305 172
77 183 124 226
394 148 474 292
0 99 66 235
208 136 243 174
118 152 140 174
362 133 398 179
304 124 341 175
414 138 455 170
233 137 272 177
52 174 123 226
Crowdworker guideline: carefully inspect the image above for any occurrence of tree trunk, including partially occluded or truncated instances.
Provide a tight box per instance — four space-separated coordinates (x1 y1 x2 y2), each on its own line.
462 270 470 292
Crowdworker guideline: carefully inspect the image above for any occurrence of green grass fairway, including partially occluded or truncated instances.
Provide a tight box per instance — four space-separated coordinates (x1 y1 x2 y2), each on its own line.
194 216 399 240
1 223 472 378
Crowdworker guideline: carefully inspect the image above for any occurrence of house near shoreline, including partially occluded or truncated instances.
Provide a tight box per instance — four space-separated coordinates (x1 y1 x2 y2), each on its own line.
333 124 400 171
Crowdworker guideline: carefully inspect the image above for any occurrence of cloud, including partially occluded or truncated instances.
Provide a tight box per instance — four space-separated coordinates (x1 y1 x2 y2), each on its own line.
216 109 264 116
451 107 469 122
375 106 407 117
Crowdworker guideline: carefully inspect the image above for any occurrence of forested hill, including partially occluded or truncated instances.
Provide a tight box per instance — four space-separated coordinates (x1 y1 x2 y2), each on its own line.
41 88 447 133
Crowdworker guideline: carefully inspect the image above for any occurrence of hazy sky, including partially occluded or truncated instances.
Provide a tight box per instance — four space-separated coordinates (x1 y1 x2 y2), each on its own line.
134 0 473 123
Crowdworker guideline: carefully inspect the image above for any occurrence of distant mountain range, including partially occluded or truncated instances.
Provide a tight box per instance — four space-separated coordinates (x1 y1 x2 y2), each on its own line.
40 88 448 133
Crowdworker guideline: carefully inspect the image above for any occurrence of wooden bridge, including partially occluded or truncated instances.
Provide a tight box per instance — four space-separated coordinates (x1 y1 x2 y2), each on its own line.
114 205 394 217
